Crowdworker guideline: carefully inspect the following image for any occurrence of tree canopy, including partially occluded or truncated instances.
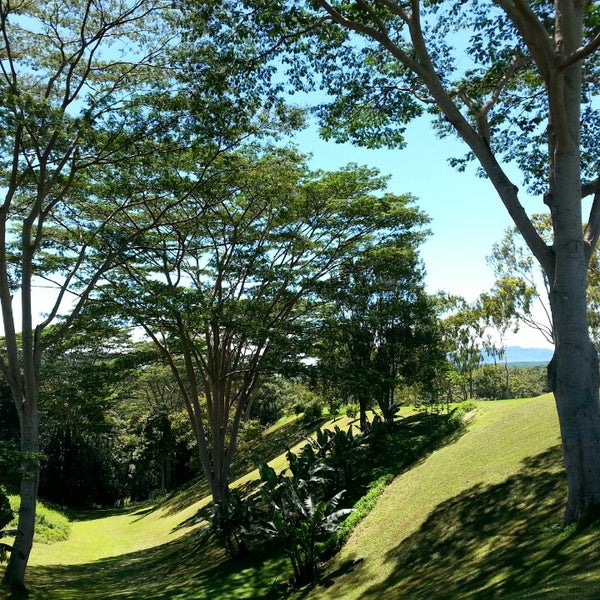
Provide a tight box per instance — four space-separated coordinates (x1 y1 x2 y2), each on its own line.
197 0 600 524
97 146 428 502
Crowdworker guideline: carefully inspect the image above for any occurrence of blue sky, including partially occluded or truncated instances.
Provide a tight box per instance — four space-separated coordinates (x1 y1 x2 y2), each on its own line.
290 115 553 349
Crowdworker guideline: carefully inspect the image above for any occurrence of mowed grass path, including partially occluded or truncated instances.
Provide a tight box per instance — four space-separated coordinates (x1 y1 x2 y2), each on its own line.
302 395 600 600
6 396 600 599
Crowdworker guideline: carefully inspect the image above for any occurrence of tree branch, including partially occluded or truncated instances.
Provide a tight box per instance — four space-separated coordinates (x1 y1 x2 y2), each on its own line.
584 178 600 260
494 0 556 82
560 29 600 69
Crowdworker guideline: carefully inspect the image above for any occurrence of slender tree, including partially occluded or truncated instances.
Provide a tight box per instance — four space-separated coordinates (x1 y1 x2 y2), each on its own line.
487 214 600 348
0 0 175 588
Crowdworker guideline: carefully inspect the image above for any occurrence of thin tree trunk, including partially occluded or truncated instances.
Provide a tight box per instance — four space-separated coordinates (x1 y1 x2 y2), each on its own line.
2 404 39 590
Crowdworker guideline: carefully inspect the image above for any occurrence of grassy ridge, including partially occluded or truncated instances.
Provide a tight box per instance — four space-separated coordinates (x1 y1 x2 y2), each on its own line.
8 497 71 545
6 396 600 599
302 395 600 600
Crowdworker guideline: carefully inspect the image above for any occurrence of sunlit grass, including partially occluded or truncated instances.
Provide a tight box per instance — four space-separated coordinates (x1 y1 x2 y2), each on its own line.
9 396 600 600
8 496 71 545
297 395 600 600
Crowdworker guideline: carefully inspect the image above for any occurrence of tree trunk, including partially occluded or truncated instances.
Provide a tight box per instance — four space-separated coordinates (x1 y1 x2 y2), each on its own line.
551 340 600 523
548 213 600 523
2 406 40 591
358 395 368 431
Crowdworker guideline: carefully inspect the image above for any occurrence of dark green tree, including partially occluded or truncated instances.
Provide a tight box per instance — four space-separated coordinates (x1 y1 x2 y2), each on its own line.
315 240 443 429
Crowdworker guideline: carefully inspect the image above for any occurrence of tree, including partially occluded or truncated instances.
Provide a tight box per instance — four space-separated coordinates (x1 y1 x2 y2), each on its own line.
487 214 600 348
100 149 418 503
441 295 500 400
0 0 298 586
314 240 443 429
206 0 600 524
0 0 176 589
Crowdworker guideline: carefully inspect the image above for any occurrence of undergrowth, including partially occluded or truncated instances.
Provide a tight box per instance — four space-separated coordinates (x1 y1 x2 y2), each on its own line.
9 496 71 544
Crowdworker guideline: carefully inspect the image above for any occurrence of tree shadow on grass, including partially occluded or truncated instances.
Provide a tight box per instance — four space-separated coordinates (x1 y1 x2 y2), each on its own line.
14 530 290 600
316 445 600 600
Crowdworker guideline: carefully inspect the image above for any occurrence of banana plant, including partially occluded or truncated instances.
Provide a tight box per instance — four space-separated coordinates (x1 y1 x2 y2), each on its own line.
256 461 352 586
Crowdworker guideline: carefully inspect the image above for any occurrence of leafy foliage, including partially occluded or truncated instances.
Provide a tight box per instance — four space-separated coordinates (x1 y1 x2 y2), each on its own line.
0 492 13 564
209 492 256 559
100 147 425 503
255 461 351 586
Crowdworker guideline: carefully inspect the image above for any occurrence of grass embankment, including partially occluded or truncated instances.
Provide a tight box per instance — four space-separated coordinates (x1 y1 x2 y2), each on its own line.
301 395 600 600
5 396 600 600
8 497 71 545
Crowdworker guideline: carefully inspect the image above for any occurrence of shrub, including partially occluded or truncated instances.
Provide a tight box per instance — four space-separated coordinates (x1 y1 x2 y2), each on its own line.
239 419 264 446
255 462 351 586
345 403 359 419
210 492 256 558
302 400 323 424
325 473 393 555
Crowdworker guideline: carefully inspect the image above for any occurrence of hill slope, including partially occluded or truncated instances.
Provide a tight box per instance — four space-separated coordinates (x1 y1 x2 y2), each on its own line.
303 395 600 600
8 396 600 600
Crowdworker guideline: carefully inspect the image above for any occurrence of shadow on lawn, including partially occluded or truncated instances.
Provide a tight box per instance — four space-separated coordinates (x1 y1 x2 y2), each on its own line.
314 444 600 600
4 411 476 600
18 531 289 600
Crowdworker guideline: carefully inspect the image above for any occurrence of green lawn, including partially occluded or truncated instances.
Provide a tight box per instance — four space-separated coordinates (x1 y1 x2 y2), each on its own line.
300 395 600 600
5 396 600 600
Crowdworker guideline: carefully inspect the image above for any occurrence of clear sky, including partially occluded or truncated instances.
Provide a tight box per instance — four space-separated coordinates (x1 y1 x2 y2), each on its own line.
290 114 554 349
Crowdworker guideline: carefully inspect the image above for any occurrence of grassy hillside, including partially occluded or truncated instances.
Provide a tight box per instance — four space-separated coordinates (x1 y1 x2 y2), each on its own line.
301 395 576 599
5 396 600 599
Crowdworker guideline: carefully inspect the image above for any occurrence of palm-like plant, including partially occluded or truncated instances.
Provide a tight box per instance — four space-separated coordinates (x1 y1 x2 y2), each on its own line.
0 492 14 564
256 462 352 586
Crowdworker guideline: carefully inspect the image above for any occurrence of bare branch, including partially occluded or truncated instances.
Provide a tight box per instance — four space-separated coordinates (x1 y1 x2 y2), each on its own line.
561 29 600 69
584 178 600 260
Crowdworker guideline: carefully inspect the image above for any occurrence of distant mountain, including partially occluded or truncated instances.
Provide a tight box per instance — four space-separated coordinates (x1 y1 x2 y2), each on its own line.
484 346 553 364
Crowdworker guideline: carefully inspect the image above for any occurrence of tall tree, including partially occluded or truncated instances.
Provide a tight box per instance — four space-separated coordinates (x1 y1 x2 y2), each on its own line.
204 0 600 523
315 240 442 428
441 296 491 401
100 150 420 502
0 0 174 589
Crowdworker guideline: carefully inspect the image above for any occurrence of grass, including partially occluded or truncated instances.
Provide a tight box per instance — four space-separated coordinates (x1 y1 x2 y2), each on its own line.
297 395 600 600
5 396 600 599
8 497 71 545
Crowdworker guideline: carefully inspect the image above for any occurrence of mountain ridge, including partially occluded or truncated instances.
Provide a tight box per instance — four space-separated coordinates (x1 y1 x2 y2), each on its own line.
485 345 553 364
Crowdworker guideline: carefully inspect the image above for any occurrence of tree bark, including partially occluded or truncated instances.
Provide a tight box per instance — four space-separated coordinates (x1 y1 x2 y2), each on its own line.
2 401 40 590
547 150 600 524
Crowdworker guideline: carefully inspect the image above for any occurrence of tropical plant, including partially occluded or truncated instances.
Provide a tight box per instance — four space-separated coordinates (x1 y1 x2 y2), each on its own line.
0 493 13 565
312 426 365 491
209 492 256 559
255 462 352 586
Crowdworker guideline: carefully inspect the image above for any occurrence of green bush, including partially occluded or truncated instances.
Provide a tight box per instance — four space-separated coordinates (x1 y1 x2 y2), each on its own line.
345 403 359 419
302 400 323 424
326 473 393 555
9 496 71 544
255 462 351 586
